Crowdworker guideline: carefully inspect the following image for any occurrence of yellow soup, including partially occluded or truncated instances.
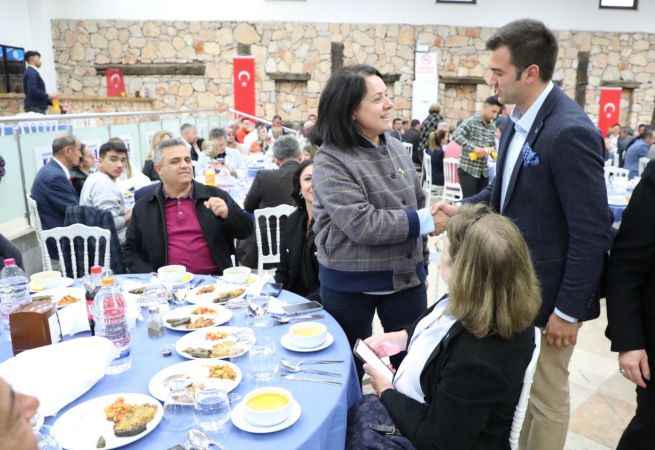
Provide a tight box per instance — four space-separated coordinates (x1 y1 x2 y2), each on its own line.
292 325 323 337
246 393 289 411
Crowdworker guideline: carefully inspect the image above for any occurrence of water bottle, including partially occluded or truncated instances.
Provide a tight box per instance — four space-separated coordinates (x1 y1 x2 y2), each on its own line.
0 259 30 341
94 276 132 374
83 265 104 336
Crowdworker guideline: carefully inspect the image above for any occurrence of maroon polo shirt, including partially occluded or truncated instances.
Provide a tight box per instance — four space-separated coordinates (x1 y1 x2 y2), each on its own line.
164 195 217 275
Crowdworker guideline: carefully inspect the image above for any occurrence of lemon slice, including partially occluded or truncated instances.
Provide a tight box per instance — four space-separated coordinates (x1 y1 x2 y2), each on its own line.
181 273 193 282
30 281 44 292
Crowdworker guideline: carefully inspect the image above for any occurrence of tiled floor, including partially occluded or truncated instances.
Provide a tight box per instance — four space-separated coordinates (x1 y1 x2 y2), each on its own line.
364 238 636 450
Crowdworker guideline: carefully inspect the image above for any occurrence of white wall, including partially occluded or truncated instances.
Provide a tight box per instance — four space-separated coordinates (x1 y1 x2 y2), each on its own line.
0 1 31 48
48 0 655 34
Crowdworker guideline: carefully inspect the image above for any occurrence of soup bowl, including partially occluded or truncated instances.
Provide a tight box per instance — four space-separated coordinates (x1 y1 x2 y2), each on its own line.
289 321 327 348
242 387 293 427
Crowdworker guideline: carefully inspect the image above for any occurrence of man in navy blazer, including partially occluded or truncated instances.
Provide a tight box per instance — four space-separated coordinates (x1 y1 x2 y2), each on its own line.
433 20 612 450
23 51 52 114
31 135 81 234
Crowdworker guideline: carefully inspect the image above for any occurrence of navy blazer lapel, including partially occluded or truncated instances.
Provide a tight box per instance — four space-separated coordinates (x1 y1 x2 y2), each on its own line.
492 121 516 210
501 86 560 212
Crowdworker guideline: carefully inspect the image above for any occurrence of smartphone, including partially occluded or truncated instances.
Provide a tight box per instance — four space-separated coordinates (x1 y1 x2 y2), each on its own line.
261 282 283 298
281 300 324 316
354 339 394 384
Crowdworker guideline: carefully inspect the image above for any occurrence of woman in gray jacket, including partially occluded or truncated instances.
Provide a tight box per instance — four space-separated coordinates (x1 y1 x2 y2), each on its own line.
311 65 438 377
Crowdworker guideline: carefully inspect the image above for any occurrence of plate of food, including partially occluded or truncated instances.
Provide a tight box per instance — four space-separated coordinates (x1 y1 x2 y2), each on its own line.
148 359 242 402
163 305 232 332
186 282 247 306
31 287 85 309
51 393 163 450
176 326 256 360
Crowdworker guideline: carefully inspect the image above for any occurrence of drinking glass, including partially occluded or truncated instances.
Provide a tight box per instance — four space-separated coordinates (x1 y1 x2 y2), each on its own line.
163 378 195 432
248 295 272 328
142 282 170 318
248 336 278 383
170 280 190 306
35 425 62 450
194 388 231 434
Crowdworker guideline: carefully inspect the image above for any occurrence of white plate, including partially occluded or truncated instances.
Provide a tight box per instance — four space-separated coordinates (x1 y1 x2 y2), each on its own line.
30 277 74 292
149 359 242 402
280 332 334 353
163 305 232 332
231 398 301 434
51 393 163 450
176 326 256 360
32 287 85 309
186 282 247 306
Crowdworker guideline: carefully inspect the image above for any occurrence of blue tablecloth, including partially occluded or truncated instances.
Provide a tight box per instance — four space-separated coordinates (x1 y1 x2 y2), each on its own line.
0 275 361 450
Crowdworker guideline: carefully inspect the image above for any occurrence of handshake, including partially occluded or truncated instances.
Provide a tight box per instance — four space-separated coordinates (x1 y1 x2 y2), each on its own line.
430 201 460 235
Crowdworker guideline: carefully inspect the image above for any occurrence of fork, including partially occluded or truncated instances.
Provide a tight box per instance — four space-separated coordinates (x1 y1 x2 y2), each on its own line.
282 374 342 385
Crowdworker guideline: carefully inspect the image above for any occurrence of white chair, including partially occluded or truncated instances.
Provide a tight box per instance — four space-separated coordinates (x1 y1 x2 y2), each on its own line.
509 327 542 450
253 204 296 273
442 157 463 202
604 166 629 184
638 157 649 177
40 224 111 277
26 193 51 271
422 150 432 205
402 142 413 158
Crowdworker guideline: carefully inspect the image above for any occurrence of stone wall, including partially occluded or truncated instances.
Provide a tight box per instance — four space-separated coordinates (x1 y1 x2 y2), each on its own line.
0 93 155 116
51 20 655 129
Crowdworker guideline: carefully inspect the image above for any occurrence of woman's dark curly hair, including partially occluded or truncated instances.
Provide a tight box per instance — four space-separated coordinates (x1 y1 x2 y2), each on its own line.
290 159 314 208
0 155 5 182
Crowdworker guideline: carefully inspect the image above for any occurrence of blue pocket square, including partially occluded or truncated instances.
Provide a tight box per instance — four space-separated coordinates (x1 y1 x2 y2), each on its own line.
522 144 541 167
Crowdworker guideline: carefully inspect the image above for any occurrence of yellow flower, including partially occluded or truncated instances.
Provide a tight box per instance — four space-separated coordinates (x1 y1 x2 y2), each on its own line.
469 151 478 161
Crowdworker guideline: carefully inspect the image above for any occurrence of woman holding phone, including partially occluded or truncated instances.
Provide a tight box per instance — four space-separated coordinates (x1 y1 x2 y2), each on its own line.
347 204 542 450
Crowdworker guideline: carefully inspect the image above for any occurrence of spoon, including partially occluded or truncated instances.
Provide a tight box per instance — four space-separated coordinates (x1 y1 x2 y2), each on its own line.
187 428 224 450
274 314 324 324
280 358 344 370
280 361 341 377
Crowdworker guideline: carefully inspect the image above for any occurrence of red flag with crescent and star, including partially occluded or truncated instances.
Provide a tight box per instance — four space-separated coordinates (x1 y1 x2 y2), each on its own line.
598 87 622 137
233 56 256 116
106 67 126 97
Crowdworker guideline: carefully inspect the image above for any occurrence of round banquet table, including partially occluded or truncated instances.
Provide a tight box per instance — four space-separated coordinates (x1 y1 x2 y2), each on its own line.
0 275 362 450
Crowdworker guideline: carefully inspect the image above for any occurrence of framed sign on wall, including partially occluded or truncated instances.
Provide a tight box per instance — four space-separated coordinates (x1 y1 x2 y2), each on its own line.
599 0 638 9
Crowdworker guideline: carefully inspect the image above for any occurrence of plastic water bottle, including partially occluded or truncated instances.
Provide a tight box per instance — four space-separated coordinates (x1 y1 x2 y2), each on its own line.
0 259 30 341
94 276 132 374
83 265 104 336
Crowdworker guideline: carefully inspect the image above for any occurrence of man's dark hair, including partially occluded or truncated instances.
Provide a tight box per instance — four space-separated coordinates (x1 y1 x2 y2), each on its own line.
393 118 402 124
411 119 421 127
484 96 503 108
486 19 558 82
272 115 282 121
642 126 654 140
311 64 383 149
208 127 226 140
24 51 41 62
180 123 194 133
99 139 128 158
52 135 77 155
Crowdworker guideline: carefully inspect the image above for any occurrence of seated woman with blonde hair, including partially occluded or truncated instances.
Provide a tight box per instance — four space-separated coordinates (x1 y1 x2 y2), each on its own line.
347 204 542 450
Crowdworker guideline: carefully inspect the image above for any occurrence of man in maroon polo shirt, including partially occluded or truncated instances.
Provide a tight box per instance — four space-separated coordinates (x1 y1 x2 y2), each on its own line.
123 138 253 275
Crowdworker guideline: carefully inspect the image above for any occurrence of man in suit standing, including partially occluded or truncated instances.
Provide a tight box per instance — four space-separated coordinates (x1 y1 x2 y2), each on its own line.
433 19 612 450
23 51 53 114
238 135 301 268
606 160 655 450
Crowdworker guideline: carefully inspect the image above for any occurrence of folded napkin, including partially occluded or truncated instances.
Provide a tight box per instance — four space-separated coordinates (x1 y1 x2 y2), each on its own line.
0 337 117 416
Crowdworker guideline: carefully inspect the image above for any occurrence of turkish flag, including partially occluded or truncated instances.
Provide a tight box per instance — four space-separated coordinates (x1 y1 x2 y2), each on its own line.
598 87 622 137
233 57 256 116
106 68 126 97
